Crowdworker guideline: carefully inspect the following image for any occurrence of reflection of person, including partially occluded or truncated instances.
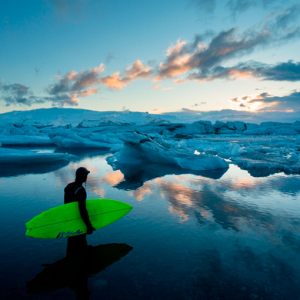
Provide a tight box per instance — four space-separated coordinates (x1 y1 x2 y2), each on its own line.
64 167 95 257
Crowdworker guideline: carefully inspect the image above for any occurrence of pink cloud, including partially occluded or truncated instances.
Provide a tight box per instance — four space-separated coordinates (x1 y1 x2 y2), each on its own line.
124 60 151 79
77 87 98 97
173 79 186 85
100 60 152 90
152 84 160 90
161 87 174 91
99 72 128 90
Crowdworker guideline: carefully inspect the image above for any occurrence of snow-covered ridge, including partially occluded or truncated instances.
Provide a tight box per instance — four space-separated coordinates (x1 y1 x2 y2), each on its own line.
0 108 177 127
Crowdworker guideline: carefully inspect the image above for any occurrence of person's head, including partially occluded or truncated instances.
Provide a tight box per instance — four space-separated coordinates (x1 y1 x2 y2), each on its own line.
75 167 90 183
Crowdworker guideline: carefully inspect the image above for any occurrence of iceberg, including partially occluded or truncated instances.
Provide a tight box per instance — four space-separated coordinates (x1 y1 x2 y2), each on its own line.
287 152 299 162
0 135 55 146
246 123 260 130
233 121 246 131
108 162 228 190
48 129 123 149
0 148 76 164
107 132 229 171
232 151 300 175
229 144 247 156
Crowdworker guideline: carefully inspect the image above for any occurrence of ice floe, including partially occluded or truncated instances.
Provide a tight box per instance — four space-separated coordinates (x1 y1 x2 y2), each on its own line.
106 132 229 171
0 148 76 164
1 108 300 174
0 135 54 146
48 129 123 150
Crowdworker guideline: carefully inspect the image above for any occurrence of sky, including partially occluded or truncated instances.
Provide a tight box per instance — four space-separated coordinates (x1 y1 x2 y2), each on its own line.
1 0 300 115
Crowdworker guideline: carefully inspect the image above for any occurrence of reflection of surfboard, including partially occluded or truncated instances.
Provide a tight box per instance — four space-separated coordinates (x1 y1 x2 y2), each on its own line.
25 199 133 239
26 243 133 294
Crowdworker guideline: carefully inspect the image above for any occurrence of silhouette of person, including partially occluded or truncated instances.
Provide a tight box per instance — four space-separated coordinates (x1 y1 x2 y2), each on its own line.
64 167 96 258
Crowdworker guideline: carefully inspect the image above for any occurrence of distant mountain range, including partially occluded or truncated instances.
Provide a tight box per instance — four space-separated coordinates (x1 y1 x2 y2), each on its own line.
0 108 177 127
1 107 299 126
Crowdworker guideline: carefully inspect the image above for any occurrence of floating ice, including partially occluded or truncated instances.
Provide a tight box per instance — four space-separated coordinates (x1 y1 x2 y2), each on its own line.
233 121 246 131
219 128 236 134
246 123 259 130
244 126 299 135
0 135 54 146
229 144 247 156
161 123 207 135
0 148 76 164
287 152 299 162
107 132 228 171
48 129 123 149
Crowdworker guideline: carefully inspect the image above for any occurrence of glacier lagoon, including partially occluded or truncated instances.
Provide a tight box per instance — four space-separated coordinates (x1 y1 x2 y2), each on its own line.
1 148 300 299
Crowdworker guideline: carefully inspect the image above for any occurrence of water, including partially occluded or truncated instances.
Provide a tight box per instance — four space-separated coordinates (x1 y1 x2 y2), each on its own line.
1 148 300 299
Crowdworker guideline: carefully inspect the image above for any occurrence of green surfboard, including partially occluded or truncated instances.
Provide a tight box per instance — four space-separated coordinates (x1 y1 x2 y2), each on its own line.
25 199 133 239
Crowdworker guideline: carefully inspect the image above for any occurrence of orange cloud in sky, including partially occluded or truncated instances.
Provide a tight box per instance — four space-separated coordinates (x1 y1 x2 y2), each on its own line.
154 56 192 81
147 108 165 114
70 92 80 104
166 39 187 56
173 79 186 84
228 69 253 80
230 92 275 111
152 84 160 90
94 63 105 72
66 70 78 80
124 60 151 79
100 72 128 90
77 87 98 97
100 60 151 90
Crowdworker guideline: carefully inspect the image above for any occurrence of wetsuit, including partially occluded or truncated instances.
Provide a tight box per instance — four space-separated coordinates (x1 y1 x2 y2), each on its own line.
64 181 93 257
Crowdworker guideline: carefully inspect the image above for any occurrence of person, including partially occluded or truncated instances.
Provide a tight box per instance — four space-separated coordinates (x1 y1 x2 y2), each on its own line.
64 167 96 257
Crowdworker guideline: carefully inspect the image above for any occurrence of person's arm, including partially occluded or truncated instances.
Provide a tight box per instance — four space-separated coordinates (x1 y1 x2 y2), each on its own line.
76 188 95 234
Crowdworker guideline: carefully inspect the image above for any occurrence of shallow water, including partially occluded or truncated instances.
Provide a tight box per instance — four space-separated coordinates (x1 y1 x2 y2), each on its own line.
1 148 300 299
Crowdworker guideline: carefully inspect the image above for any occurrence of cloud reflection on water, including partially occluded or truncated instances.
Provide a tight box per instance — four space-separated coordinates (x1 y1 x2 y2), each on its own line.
109 163 300 253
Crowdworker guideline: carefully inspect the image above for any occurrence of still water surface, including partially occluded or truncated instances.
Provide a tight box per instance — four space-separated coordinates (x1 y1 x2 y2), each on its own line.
1 148 300 299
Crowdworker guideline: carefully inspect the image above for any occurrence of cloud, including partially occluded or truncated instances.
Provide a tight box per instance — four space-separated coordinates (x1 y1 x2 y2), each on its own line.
99 72 128 90
0 83 36 106
99 60 152 90
45 64 104 104
191 0 292 16
124 60 151 79
156 6 300 82
148 108 165 114
35 67 41 76
192 102 207 107
190 0 217 13
47 0 89 21
161 87 174 91
191 60 300 82
105 51 114 64
47 64 104 95
239 60 300 82
152 84 174 91
173 79 186 84
44 93 80 106
77 87 98 97
226 0 284 15
0 82 80 107
230 90 300 112
248 90 300 111
1 60 152 107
